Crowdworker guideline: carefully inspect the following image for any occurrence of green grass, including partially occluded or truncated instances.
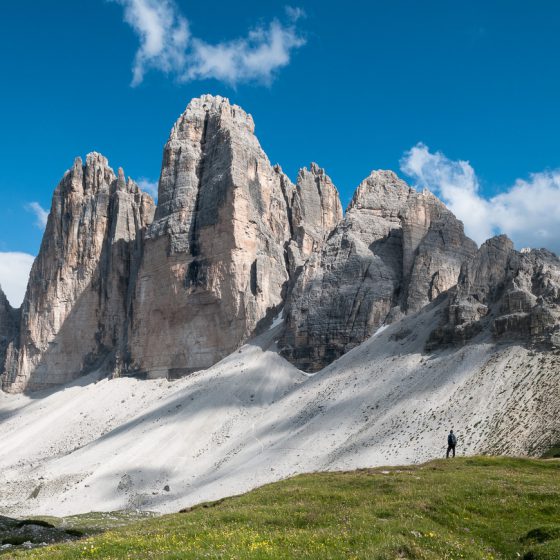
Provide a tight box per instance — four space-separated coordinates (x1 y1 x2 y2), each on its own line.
4 457 560 559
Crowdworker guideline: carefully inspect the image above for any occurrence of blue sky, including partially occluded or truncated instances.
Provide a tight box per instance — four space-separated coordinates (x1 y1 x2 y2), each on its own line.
1 0 560 305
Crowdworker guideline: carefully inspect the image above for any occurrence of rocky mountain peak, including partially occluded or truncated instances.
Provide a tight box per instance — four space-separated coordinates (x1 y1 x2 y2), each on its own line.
2 95 555 390
1 153 155 392
348 170 412 213
287 163 343 270
280 168 478 372
301 162 330 181
128 94 295 378
168 95 256 146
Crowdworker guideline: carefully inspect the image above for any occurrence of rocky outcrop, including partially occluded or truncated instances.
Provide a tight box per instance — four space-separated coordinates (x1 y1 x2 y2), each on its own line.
401 189 478 312
127 95 297 377
1 153 155 392
0 96 346 391
280 171 477 371
287 163 343 272
427 235 560 349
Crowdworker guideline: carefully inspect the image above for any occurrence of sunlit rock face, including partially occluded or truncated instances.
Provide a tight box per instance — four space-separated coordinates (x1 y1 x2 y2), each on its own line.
286 163 343 273
0 96 345 391
6 94 554 391
280 171 477 372
127 95 299 378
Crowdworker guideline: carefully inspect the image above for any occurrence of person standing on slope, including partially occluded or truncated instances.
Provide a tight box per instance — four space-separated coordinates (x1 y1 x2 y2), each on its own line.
446 429 457 458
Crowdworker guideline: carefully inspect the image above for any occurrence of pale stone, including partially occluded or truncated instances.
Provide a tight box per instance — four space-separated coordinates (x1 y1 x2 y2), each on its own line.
427 235 560 349
127 95 296 377
287 163 343 272
280 171 477 371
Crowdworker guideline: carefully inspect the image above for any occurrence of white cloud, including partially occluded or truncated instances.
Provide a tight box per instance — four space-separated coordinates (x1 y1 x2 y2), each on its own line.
0 252 35 308
113 0 306 86
285 6 306 22
114 0 189 86
186 22 305 86
400 143 560 253
137 178 158 201
26 202 49 229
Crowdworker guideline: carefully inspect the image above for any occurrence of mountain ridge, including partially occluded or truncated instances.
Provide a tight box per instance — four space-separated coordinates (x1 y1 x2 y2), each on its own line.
0 94 558 394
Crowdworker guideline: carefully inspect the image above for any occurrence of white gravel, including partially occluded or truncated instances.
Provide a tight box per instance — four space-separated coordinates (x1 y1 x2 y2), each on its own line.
1 302 557 517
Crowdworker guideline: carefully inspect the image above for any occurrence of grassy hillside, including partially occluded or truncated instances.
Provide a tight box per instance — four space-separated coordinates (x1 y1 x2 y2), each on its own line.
4 457 560 560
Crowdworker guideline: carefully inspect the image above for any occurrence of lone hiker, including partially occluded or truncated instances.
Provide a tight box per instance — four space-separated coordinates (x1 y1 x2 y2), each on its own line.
446 429 457 458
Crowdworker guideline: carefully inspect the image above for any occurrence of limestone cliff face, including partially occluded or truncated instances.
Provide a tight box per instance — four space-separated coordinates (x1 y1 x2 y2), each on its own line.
0 286 17 375
280 171 477 371
401 190 478 312
427 235 560 349
0 96 345 391
128 95 298 377
287 163 343 272
1 153 155 392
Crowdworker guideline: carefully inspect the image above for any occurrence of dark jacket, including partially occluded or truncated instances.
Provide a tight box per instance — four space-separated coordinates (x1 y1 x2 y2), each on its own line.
448 433 457 446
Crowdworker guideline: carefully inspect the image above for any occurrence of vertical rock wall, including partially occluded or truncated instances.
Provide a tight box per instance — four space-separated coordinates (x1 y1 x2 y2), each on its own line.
287 163 343 272
1 154 154 392
0 94 494 390
0 286 17 376
427 235 560 349
128 95 297 377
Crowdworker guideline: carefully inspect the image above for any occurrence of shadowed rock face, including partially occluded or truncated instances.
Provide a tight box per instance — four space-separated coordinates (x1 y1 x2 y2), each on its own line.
401 190 479 313
280 171 477 372
127 95 299 377
427 235 560 349
1 154 155 393
0 286 17 374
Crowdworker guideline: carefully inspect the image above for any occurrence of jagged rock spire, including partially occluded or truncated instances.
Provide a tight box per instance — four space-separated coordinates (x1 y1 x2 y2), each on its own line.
2 94 539 390
1 153 155 392
287 162 343 272
128 95 298 377
427 235 560 349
